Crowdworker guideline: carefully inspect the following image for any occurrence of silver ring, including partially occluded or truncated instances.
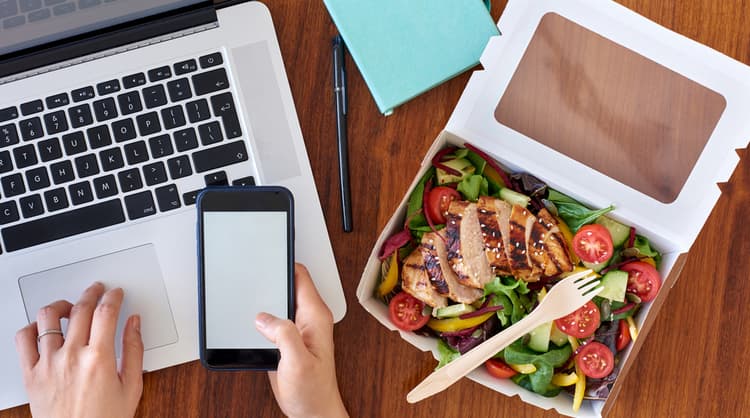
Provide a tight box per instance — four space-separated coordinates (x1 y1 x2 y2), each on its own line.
37 329 64 343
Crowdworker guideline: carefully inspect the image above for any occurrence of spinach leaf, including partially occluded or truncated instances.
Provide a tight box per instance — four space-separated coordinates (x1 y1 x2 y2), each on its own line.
505 341 572 396
633 235 661 264
465 150 487 174
457 175 488 202
484 277 528 323
512 374 562 397
435 339 460 369
547 189 614 232
406 168 434 229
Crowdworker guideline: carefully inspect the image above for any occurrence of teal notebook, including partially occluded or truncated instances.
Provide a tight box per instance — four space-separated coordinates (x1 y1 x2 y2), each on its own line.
323 0 499 115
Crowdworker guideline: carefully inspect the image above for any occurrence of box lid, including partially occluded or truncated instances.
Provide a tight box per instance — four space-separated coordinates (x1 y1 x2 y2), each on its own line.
446 0 750 251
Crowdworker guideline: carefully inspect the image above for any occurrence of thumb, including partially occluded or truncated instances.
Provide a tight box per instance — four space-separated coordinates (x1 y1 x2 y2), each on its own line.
120 314 144 399
255 312 308 363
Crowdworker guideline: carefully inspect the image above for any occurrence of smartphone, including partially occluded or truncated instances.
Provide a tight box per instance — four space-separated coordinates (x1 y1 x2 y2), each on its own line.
197 186 294 370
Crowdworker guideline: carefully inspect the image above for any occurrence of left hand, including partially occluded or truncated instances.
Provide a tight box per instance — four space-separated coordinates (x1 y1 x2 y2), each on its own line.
14 282 144 418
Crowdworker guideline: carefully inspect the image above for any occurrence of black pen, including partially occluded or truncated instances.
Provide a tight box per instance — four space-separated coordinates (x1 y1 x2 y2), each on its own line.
333 35 352 232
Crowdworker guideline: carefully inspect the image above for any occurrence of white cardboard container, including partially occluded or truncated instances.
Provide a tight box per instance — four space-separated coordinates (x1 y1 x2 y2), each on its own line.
357 0 750 416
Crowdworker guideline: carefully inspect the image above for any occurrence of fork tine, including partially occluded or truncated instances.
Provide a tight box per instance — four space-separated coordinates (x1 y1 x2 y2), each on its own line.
579 279 603 297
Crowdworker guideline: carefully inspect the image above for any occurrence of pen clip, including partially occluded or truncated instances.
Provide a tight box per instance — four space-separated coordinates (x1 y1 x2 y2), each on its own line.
333 35 347 115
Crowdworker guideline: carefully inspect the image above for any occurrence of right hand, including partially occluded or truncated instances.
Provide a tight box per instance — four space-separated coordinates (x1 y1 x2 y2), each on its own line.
255 264 348 418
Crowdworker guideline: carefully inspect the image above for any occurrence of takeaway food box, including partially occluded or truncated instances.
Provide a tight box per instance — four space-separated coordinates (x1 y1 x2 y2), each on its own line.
356 0 750 416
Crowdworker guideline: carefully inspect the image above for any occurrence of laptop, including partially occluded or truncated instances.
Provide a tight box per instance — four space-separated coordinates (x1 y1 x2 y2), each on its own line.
0 0 347 409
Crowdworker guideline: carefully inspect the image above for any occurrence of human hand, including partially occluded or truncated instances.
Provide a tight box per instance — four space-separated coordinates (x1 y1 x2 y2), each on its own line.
15 282 144 418
255 264 348 418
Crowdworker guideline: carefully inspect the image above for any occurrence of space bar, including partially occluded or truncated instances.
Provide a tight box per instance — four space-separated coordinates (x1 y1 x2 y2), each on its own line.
1 199 126 252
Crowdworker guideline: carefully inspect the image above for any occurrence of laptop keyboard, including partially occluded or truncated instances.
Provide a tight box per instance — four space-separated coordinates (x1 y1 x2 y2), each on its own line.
1 0 115 30
0 51 256 254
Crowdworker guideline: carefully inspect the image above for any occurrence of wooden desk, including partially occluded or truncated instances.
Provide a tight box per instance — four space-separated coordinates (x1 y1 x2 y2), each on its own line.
4 1 750 417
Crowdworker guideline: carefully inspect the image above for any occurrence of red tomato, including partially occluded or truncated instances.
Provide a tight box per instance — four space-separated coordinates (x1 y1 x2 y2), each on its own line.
388 292 431 331
576 341 615 379
621 261 661 302
554 301 601 339
572 224 614 264
485 358 517 379
426 186 461 224
616 319 631 351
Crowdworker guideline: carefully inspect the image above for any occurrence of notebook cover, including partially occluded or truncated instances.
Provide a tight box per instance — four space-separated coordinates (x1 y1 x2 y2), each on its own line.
323 0 499 115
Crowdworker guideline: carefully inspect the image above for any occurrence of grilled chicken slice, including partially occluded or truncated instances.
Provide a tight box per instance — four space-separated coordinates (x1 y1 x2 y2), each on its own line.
537 209 574 275
445 200 494 289
477 196 512 276
507 204 535 278
421 231 483 304
401 249 448 308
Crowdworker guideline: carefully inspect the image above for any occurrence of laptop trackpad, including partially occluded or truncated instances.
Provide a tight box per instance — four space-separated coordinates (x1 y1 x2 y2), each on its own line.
19 244 178 357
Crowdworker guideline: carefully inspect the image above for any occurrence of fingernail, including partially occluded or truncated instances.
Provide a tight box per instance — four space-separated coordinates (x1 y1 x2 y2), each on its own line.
132 315 141 333
255 312 272 329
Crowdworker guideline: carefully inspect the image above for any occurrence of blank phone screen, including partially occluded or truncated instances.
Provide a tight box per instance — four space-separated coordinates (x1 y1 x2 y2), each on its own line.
203 211 288 349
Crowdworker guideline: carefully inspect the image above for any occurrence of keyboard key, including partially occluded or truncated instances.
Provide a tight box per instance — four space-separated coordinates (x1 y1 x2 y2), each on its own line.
161 105 186 130
69 181 93 205
52 2 75 15
0 124 19 148
142 161 167 186
13 144 38 168
20 100 44 116
44 188 69 212
38 137 63 162
20 194 44 218
0 150 13 174
117 91 143 115
210 92 242 138
74 153 99 178
93 98 118 122
86 125 112 149
193 68 229 95
71 86 95 102
136 112 161 136
122 73 147 89
148 66 171 82
96 79 120 96
28 7 50 22
198 121 223 146
112 119 136 142
186 99 211 123
45 93 69 109
192 140 248 173
148 134 173 158
0 107 18 123
44 110 68 134
3 15 25 29
2 173 25 197
99 147 124 171
155 184 181 212
19 117 44 141
44 0 68 6
0 201 20 225
142 85 167 109
166 78 192 102
199 52 223 69
182 189 200 205
0 0 19 19
1 199 125 252
124 190 156 220
167 155 192 179
117 168 142 192
62 131 87 155
50 160 75 184
19 0 42 13
25 166 50 191
174 59 198 75
232 176 255 187
204 170 227 186
79 0 101 9
173 127 198 152
93 174 118 199
124 141 148 165
68 104 94 128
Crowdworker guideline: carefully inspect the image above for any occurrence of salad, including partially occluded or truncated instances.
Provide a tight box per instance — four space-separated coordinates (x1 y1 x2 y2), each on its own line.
376 144 662 411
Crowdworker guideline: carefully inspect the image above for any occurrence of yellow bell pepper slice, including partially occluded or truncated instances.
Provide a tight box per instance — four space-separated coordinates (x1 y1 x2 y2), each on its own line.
641 257 657 267
626 316 639 341
509 363 537 374
377 254 399 297
483 164 507 189
426 312 494 333
552 371 578 387
560 266 600 279
555 216 580 265
573 363 586 412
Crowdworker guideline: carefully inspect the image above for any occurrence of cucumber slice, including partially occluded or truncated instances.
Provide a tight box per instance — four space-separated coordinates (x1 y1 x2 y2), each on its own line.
499 188 531 207
436 158 475 185
583 260 609 273
549 322 569 347
595 216 630 248
598 270 628 302
434 303 476 319
528 321 553 352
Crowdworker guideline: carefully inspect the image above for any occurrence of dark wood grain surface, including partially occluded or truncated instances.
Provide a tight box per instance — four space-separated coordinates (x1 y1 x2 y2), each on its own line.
4 1 750 417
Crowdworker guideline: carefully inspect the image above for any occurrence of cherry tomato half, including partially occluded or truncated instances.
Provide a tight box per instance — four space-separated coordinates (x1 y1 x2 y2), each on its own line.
388 292 431 331
621 261 661 302
485 358 517 379
616 319 631 351
426 186 461 224
572 224 614 264
576 341 615 379
554 300 601 339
